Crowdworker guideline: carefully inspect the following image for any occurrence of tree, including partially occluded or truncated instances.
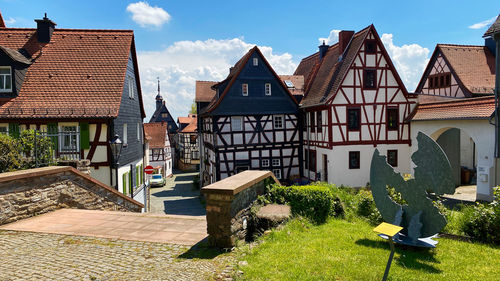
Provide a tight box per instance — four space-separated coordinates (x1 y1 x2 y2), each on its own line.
189 100 197 114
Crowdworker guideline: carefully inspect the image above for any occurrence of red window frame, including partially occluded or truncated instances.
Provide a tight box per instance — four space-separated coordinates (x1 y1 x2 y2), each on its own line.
363 69 377 89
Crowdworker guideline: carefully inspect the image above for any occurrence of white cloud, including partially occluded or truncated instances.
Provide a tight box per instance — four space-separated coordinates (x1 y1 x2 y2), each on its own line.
126 1 170 28
381 33 430 92
318 29 341 45
137 38 297 121
468 16 496 29
4 17 16 25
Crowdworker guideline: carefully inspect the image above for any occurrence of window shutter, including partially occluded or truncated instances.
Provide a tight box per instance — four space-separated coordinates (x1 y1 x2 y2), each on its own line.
47 123 58 150
122 173 127 195
8 123 19 138
79 122 90 149
140 164 143 184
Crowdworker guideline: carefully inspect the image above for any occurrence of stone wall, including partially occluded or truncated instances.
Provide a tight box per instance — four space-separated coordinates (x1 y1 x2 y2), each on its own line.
0 166 144 225
201 170 279 248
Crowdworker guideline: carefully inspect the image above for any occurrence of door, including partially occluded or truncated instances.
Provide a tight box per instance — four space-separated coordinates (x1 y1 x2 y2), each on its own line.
322 154 328 182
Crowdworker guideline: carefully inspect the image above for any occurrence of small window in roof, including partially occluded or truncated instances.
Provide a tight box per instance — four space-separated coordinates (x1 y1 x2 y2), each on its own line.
253 58 258 66
284 80 294 88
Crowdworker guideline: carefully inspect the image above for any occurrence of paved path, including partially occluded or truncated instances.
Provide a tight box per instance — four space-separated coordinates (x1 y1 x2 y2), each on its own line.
150 170 206 217
0 229 234 281
0 209 207 246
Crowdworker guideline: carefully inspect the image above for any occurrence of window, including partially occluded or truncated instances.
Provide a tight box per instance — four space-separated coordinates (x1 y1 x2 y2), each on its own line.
365 40 376 54
429 73 452 89
192 151 200 159
387 150 398 167
262 159 270 167
349 151 360 169
60 126 78 152
137 123 140 141
0 126 7 134
265 83 271 96
273 115 283 129
231 116 243 131
123 123 128 145
317 111 322 132
162 113 168 118
253 58 258 66
272 159 280 167
242 83 248 96
304 148 309 170
387 108 398 130
190 134 197 144
309 150 316 171
128 77 134 99
310 112 316 132
445 74 451 87
0 67 12 92
364 69 376 89
347 108 360 131
273 169 282 179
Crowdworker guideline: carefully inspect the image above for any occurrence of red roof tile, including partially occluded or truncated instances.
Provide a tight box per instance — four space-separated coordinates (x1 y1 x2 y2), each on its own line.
437 44 495 95
143 122 168 148
195 81 217 103
0 27 145 119
179 114 197 133
411 96 495 121
279 75 305 96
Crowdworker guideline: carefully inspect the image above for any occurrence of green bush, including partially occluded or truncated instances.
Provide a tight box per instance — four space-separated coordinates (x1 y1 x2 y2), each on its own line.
355 190 383 225
266 183 344 224
0 133 22 173
461 187 500 244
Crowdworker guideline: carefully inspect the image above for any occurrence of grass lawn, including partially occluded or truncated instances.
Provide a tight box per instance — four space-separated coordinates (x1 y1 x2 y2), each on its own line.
236 218 500 281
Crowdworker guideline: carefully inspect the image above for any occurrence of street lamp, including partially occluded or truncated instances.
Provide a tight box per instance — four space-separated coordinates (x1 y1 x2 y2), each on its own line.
110 134 123 190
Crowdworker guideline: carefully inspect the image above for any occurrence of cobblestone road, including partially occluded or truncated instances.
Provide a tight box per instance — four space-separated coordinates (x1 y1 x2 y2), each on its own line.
0 230 234 281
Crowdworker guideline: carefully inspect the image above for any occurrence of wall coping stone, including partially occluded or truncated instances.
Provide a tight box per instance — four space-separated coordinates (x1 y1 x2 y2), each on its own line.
0 166 144 209
201 170 279 196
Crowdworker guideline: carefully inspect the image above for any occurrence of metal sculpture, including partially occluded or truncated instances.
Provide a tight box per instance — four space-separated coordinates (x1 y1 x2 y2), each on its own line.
370 132 455 247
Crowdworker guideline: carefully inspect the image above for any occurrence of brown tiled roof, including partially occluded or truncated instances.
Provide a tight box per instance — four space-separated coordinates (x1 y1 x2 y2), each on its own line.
296 26 371 107
179 114 197 133
143 122 168 148
437 44 495 95
279 75 305 96
195 81 216 102
411 96 495 121
484 14 500 37
0 27 145 119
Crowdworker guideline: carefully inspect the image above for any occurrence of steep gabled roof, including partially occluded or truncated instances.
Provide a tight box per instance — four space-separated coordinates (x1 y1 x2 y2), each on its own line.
195 80 217 103
178 114 197 133
484 14 500 37
296 25 407 107
143 122 168 148
411 96 495 121
0 27 145 119
203 46 298 114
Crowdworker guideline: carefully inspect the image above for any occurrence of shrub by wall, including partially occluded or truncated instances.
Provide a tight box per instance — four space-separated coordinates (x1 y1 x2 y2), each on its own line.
461 188 500 244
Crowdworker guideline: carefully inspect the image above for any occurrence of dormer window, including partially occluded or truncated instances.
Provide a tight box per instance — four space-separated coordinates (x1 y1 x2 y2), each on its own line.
0 67 12 92
253 58 258 66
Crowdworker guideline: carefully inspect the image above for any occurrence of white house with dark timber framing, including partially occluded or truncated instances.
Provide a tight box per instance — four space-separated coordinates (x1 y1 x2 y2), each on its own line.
144 122 172 178
177 114 199 171
199 46 302 186
294 25 417 187
0 13 147 202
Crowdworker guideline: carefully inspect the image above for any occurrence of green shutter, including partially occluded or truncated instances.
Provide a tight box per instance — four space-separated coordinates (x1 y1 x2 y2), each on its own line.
47 123 58 150
79 122 90 149
8 123 19 138
122 173 127 195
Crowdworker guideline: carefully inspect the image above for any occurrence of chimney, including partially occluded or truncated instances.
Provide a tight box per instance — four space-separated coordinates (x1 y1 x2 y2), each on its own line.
35 13 56 43
318 40 329 60
338 30 354 54
485 37 496 57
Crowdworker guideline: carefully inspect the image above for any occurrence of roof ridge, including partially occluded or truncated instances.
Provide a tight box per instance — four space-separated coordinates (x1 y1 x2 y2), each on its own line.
419 96 495 106
0 27 134 33
437 43 485 48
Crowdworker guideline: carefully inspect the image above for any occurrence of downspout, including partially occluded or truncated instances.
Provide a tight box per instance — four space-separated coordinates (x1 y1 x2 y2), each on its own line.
494 33 500 187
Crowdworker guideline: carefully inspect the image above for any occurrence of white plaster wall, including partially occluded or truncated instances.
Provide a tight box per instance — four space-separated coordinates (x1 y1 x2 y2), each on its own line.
411 119 494 199
90 166 111 186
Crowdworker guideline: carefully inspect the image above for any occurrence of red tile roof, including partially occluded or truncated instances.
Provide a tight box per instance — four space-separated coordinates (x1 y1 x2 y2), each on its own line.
438 44 495 95
411 96 495 121
143 122 168 148
0 27 145 119
195 81 216 103
179 114 197 133
279 75 305 96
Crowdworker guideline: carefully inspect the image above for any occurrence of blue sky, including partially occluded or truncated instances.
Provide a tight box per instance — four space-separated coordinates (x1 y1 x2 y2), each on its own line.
1 0 498 120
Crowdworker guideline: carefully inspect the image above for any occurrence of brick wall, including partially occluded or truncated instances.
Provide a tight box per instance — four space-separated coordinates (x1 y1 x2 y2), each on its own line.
0 166 143 225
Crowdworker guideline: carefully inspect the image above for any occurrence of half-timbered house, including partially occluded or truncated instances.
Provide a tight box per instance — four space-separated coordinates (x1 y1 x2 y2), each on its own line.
177 114 199 171
294 25 417 187
199 46 302 186
144 122 172 178
0 13 146 198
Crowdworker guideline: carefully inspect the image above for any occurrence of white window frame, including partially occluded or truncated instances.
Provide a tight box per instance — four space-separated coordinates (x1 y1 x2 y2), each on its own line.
242 83 248 96
59 125 79 152
137 123 141 142
0 66 12 93
253 58 258 66
272 159 280 167
273 115 284 129
0 125 8 134
265 83 271 96
231 116 243 131
262 159 270 167
128 77 134 99
273 169 282 179
123 123 128 145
